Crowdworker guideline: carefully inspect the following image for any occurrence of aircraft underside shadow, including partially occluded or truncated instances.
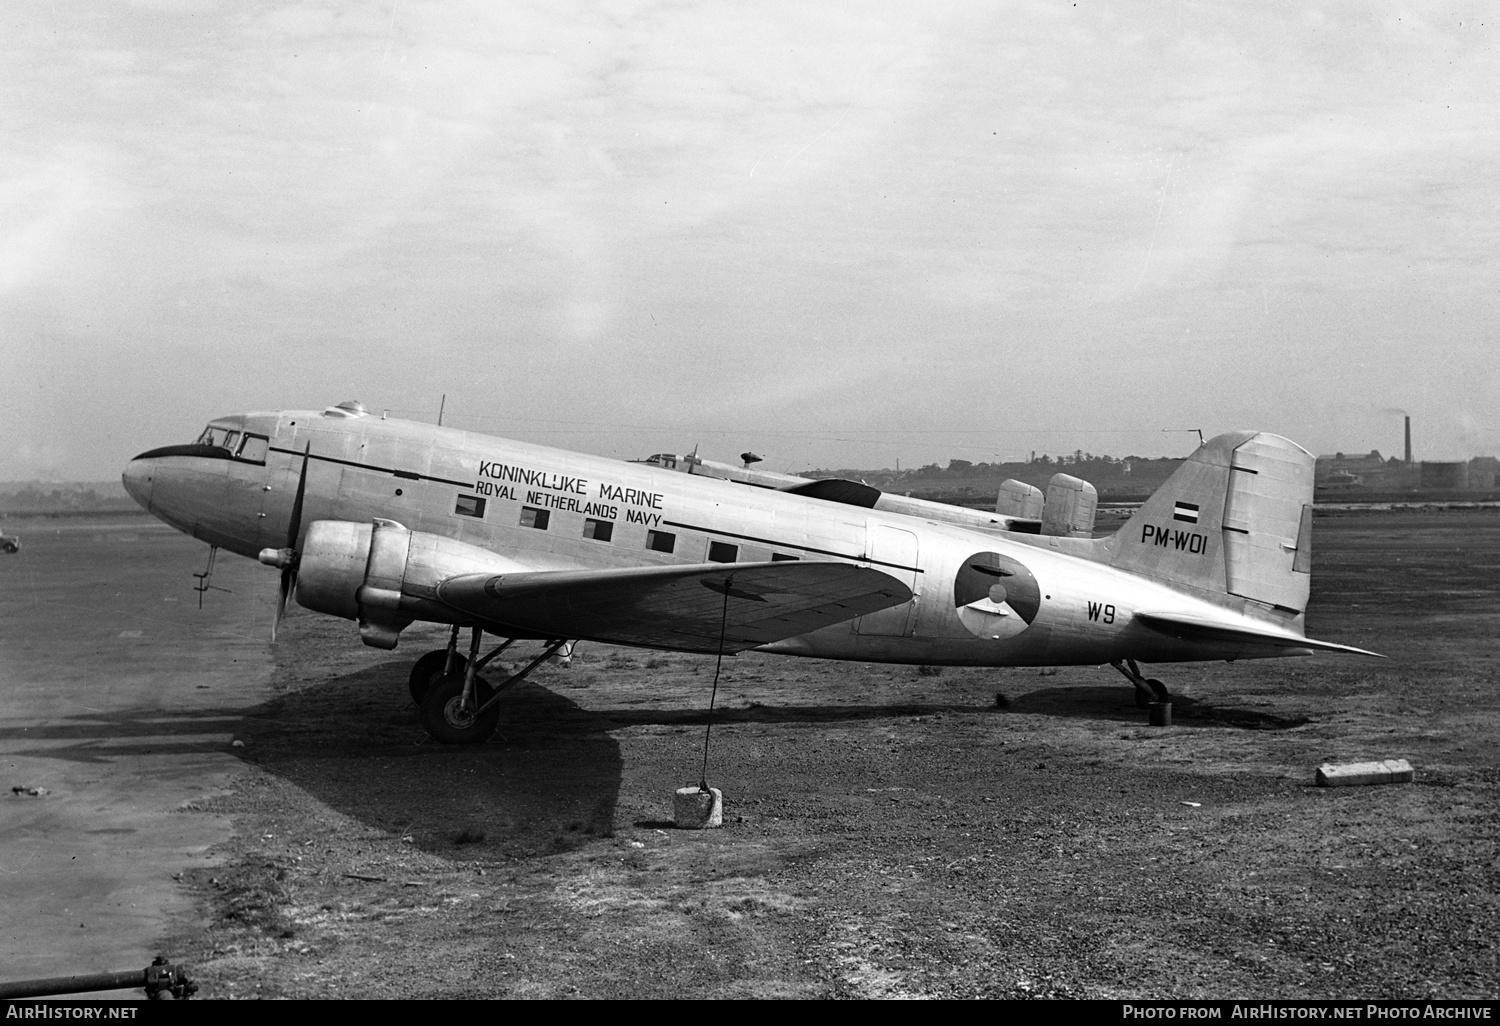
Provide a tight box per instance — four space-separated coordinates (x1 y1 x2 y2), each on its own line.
566 701 994 728
1002 684 1310 730
383 652 1311 733
234 662 624 858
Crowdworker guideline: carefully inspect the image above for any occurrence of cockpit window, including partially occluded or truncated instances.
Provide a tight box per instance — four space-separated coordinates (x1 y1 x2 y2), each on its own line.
237 435 269 462
195 426 240 451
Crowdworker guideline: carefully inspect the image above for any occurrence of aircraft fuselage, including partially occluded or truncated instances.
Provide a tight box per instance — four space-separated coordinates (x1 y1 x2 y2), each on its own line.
122 407 1301 666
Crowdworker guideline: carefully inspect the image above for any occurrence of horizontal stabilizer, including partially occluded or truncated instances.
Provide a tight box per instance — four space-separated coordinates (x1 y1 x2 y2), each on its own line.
1134 610 1383 657
437 560 911 654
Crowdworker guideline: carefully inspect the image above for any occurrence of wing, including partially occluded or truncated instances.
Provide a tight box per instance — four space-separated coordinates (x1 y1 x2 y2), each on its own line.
1133 610 1383 657
437 560 912 654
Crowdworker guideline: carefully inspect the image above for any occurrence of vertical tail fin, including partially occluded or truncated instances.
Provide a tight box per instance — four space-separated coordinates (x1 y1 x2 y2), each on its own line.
1111 432 1315 615
996 479 1044 519
1041 473 1098 537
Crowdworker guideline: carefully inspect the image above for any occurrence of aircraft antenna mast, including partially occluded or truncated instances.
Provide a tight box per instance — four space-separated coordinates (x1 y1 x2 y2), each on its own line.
438 394 446 427
1162 428 1205 447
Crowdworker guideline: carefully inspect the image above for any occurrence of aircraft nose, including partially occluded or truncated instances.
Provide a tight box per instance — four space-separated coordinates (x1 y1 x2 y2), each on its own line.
121 457 155 511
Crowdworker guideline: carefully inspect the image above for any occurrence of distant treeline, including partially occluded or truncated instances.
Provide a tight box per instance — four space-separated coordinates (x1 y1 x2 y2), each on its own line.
0 481 139 514
806 454 1185 502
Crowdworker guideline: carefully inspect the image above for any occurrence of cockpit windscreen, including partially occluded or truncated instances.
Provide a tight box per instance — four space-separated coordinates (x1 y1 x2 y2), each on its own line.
196 426 241 451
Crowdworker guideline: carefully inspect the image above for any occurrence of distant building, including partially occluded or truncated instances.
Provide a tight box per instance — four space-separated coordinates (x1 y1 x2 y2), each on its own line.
1420 461 1469 490
1315 451 1497 493
1469 457 1500 490
1315 450 1411 490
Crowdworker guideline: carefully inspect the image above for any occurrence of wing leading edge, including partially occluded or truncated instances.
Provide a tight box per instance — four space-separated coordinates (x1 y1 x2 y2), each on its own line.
437 561 912 654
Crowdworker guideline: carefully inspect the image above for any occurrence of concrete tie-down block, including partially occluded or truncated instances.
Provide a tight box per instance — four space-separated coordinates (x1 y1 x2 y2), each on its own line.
1315 759 1415 787
673 786 723 829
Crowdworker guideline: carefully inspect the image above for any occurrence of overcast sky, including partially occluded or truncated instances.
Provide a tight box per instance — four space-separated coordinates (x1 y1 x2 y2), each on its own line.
3 1 1495 480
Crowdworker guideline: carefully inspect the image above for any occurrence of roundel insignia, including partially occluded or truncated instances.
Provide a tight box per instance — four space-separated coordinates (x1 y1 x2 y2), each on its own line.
954 552 1041 639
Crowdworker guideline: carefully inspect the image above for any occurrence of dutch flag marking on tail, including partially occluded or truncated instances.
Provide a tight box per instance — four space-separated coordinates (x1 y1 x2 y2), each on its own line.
1173 501 1200 524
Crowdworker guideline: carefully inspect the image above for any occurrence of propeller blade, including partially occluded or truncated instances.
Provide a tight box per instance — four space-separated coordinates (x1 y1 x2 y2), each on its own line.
274 564 296 642
286 442 310 549
272 442 311 643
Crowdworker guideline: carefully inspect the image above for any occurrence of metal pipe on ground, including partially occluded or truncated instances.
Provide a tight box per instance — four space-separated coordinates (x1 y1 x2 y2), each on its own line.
0 958 196 1000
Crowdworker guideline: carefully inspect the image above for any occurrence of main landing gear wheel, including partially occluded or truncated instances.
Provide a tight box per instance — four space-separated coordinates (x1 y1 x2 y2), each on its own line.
408 650 467 706
417 629 570 744
421 673 499 745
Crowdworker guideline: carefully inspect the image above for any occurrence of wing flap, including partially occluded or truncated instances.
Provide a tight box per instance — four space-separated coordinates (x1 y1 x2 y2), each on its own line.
437 560 912 653
1134 610 1383 657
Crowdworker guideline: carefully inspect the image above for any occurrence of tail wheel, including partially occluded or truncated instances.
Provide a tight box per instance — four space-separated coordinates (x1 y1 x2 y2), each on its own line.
1135 678 1170 707
408 650 467 705
421 673 499 745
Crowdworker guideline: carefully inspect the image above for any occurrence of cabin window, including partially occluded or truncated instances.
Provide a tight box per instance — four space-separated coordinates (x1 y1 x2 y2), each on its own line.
237 434 269 463
646 530 675 553
519 506 550 530
708 541 738 563
455 495 486 518
772 552 798 561
583 518 614 542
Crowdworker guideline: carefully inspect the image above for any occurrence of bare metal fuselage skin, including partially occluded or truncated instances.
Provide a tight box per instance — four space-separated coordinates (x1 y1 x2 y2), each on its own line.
122 408 1308 666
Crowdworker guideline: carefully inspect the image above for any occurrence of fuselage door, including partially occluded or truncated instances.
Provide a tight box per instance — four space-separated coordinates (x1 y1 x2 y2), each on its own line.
855 524 920 636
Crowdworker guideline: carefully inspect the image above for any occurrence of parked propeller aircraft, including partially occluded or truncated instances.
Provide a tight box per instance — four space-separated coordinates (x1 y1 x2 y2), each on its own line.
631 450 1052 534
633 450 1101 538
122 401 1378 744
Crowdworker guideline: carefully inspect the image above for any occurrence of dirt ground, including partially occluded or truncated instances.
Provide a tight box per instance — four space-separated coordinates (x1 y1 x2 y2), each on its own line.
0 516 277 994
18 508 1500 999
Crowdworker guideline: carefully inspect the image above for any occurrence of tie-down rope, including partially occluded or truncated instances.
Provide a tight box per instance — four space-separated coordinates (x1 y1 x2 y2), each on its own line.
698 573 733 792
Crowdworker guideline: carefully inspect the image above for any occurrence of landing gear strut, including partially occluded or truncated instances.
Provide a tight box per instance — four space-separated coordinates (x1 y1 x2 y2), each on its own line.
408 625 467 705
1111 658 1169 709
418 628 570 744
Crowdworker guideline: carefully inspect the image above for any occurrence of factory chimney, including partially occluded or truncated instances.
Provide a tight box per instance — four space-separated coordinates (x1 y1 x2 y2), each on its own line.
1405 416 1412 465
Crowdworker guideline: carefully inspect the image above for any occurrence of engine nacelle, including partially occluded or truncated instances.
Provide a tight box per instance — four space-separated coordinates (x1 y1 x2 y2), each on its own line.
294 519 527 649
